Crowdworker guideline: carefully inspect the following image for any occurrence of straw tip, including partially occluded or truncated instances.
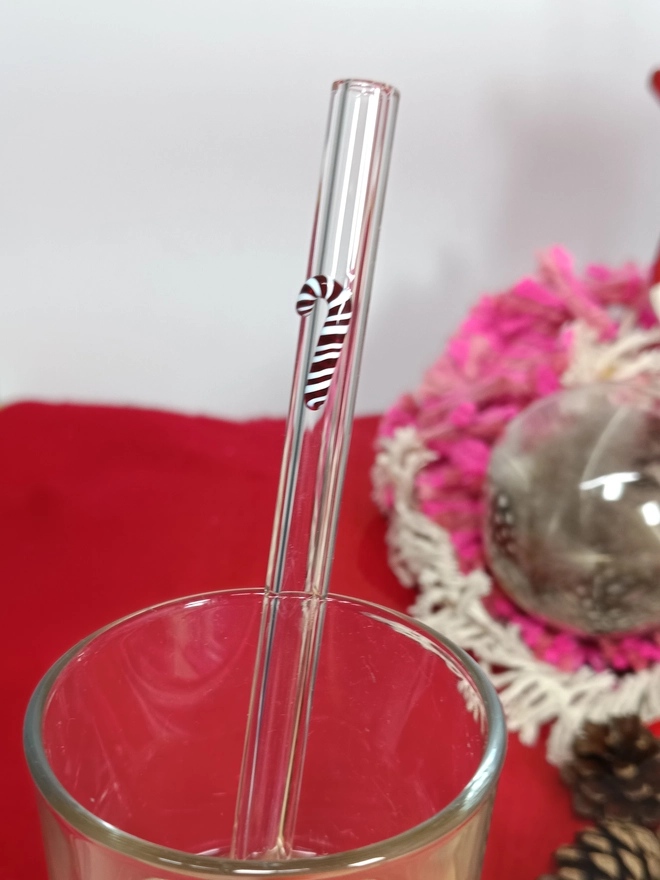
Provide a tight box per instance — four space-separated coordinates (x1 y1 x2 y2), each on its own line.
332 78 400 100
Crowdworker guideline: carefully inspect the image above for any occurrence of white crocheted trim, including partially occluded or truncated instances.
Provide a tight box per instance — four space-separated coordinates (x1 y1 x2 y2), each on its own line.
562 317 660 387
372 317 660 765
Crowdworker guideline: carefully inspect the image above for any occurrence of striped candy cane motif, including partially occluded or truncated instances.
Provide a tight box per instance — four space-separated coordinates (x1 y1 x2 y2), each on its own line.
296 275 353 410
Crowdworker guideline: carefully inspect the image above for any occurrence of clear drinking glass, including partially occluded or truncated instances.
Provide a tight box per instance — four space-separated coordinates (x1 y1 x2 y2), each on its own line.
24 589 505 880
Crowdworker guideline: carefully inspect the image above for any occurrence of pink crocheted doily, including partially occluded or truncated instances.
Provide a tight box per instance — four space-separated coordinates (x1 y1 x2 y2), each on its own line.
377 246 660 674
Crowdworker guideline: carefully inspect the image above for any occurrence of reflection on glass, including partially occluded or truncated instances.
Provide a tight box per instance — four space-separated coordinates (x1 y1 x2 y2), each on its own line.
580 472 641 501
641 501 660 527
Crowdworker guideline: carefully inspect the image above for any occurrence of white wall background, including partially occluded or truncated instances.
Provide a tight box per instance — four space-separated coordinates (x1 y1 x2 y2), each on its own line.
1 0 659 418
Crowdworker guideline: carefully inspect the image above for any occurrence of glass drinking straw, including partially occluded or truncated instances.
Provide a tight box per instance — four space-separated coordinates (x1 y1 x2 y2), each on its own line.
647 71 660 308
231 79 399 860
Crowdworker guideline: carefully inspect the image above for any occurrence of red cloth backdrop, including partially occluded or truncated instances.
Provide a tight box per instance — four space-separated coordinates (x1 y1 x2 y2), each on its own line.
2 403 584 880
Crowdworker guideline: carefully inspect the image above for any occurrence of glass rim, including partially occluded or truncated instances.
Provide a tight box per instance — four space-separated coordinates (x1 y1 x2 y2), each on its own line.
24 588 506 877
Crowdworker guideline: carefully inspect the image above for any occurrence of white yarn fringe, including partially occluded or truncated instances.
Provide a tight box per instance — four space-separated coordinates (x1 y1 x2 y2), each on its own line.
373 424 660 765
562 317 660 387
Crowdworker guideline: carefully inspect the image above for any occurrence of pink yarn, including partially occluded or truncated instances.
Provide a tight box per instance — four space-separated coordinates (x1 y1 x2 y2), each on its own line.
378 246 660 673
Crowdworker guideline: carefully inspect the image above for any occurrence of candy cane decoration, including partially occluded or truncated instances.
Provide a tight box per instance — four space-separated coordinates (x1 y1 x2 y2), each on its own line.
296 275 353 410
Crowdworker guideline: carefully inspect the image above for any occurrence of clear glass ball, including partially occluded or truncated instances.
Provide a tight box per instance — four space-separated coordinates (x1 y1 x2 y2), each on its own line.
484 382 660 634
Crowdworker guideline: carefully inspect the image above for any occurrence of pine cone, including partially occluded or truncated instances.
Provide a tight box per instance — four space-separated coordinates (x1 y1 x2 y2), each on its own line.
561 716 660 827
539 820 660 880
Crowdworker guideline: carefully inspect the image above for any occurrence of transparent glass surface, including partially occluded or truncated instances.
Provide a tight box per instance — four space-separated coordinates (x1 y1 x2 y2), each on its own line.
235 79 399 859
24 589 505 879
486 382 660 634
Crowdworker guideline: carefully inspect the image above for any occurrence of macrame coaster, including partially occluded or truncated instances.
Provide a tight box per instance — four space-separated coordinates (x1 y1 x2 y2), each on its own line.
373 246 660 765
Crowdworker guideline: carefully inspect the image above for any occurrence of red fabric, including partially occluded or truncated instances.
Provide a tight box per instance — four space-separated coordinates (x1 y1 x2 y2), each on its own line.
2 403 584 880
